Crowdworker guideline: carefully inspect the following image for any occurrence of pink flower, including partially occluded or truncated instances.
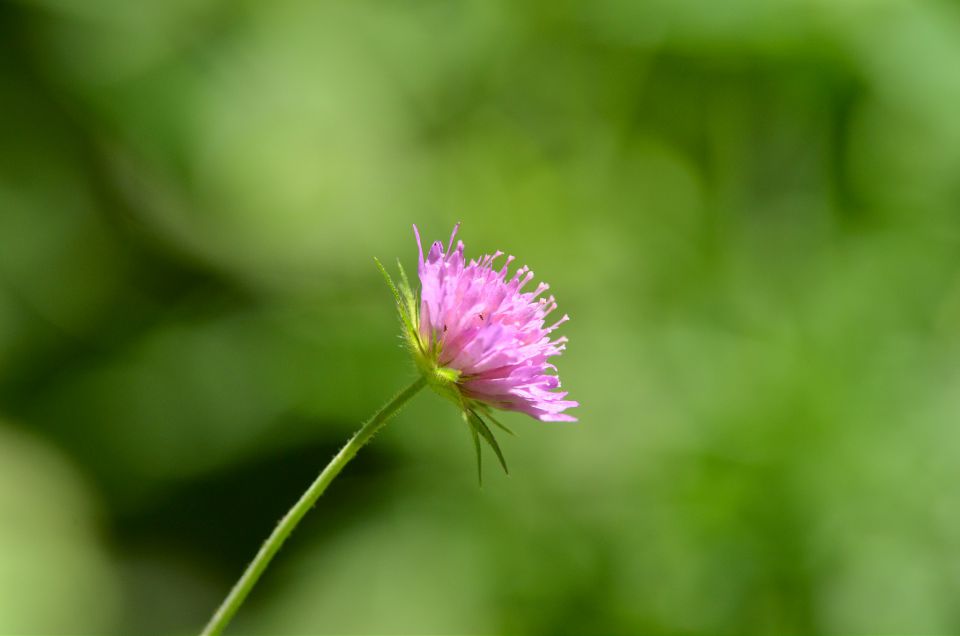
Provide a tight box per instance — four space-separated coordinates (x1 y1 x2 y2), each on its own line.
412 223 578 423
376 222 578 477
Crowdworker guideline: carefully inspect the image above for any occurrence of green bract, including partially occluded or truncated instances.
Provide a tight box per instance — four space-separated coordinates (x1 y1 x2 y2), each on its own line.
374 257 455 392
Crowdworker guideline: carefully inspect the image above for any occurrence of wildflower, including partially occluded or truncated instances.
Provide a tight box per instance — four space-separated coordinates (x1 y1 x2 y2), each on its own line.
203 223 579 635
377 223 578 478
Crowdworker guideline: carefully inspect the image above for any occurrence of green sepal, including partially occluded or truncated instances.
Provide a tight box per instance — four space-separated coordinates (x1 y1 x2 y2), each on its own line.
396 258 419 332
466 409 509 476
476 404 516 437
464 411 483 486
374 257 401 302
374 257 420 353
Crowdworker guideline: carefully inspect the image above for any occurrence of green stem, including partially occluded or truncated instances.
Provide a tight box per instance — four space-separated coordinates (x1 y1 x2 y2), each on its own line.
200 375 428 636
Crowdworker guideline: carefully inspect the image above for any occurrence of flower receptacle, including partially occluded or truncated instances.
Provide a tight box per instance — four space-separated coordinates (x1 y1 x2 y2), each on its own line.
418 358 463 406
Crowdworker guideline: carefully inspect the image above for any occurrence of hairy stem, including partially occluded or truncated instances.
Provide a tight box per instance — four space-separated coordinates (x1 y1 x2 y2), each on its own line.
201 375 428 636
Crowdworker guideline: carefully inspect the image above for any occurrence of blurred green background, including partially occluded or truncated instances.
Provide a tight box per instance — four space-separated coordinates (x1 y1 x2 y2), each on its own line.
3 0 960 633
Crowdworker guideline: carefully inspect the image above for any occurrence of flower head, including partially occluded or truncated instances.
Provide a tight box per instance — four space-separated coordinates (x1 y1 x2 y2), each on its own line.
412 223 578 421
376 223 578 478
